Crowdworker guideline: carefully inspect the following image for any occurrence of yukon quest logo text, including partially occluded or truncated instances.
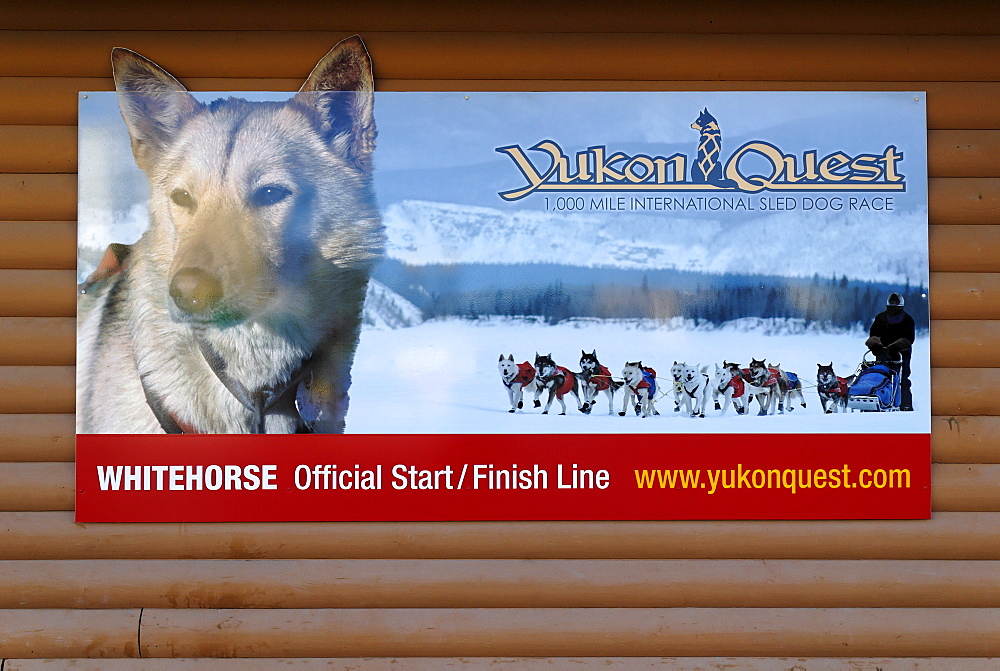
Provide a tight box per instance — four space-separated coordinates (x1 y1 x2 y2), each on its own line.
496 108 905 202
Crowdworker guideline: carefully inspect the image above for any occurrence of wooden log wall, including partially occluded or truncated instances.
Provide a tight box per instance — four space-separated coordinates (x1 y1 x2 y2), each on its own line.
1 1 998 667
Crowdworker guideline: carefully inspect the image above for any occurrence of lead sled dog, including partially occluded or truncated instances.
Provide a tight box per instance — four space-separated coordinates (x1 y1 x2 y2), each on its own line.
77 36 385 433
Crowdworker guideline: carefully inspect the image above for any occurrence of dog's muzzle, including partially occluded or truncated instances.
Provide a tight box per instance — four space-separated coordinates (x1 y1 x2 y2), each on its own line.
169 268 224 316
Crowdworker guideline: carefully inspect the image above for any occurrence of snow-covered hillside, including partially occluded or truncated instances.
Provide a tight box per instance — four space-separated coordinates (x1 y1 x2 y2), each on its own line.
382 200 927 285
363 280 423 329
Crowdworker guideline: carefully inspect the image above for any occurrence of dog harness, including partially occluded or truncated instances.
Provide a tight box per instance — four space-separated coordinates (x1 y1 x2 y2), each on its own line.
629 368 656 396
587 365 613 391
820 376 850 398
719 374 745 398
642 368 657 396
785 371 801 390
685 373 709 398
553 366 575 399
504 362 536 389
745 366 780 387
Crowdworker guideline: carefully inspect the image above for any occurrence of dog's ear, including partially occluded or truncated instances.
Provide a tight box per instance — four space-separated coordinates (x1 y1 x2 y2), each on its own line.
508 354 514 361
498 354 504 362
112 48 200 172
295 35 376 171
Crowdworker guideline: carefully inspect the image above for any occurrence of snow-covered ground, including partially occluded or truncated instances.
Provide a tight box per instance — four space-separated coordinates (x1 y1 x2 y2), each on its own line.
348 318 930 434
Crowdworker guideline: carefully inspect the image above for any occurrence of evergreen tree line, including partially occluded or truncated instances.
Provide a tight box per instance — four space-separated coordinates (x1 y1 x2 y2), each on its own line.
421 275 929 329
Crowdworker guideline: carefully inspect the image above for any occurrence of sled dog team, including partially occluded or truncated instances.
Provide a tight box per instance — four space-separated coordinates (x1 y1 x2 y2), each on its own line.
500 352 854 418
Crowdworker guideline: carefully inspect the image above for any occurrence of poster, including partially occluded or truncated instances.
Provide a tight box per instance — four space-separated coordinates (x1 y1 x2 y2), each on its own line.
76 88 930 521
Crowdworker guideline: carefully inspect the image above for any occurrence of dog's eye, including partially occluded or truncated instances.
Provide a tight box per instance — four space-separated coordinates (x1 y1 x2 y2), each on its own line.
170 189 194 208
251 186 292 207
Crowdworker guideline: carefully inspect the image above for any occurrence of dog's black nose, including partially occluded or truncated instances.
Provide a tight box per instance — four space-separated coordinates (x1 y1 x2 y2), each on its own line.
169 268 223 315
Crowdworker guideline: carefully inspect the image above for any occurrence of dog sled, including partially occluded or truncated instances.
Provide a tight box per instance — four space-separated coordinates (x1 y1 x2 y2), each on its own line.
846 350 902 412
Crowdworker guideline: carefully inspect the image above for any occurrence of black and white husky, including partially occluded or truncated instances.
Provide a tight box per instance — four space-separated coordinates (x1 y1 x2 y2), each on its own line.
497 354 539 413
534 353 583 415
745 358 783 415
578 350 621 415
817 363 854 414
681 363 710 418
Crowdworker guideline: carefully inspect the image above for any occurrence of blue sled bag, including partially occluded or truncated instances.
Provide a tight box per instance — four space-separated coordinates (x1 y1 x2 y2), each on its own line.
847 363 901 411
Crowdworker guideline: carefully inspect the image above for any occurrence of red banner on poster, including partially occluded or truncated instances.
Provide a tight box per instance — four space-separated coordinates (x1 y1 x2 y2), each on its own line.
76 434 930 522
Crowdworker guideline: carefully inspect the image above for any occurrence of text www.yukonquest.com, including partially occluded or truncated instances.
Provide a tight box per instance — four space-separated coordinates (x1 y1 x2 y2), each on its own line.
634 464 910 495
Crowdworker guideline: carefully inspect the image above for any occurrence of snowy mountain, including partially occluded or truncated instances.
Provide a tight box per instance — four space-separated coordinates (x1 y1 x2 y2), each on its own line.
381 200 927 285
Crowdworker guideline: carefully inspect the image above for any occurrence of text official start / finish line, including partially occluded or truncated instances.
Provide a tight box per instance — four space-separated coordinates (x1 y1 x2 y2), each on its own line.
95 463 612 492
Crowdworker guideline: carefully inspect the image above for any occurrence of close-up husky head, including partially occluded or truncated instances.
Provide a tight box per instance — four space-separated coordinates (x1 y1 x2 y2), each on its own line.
77 36 386 434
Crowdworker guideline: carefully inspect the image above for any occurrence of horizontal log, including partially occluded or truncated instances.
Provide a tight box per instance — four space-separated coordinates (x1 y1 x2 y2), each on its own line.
5 127 997 178
0 222 76 269
0 463 989 514
0 415 75 462
929 225 1000 272
933 416 1000 463
0 126 76 173
0 270 76 317
932 464 1000 511
1 414 992 464
1 317 995 368
929 178 1000 225
931 369 1000 416
0 608 139 659
9 660 1000 671
0 318 75 366
929 273 1000 320
3 559 1000 609
6 32 1000 82
0 223 989 274
137 607 1000 657
3 79 998 129
0 416 75 463
0 367 75 414
0 365 993 416
0 175 76 221
3 511 1000 560
6 0 1000 34
6 607 1000 658
930 130 1000 179
5 659 1000 671
0 463 74 511
930 321 1000 368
